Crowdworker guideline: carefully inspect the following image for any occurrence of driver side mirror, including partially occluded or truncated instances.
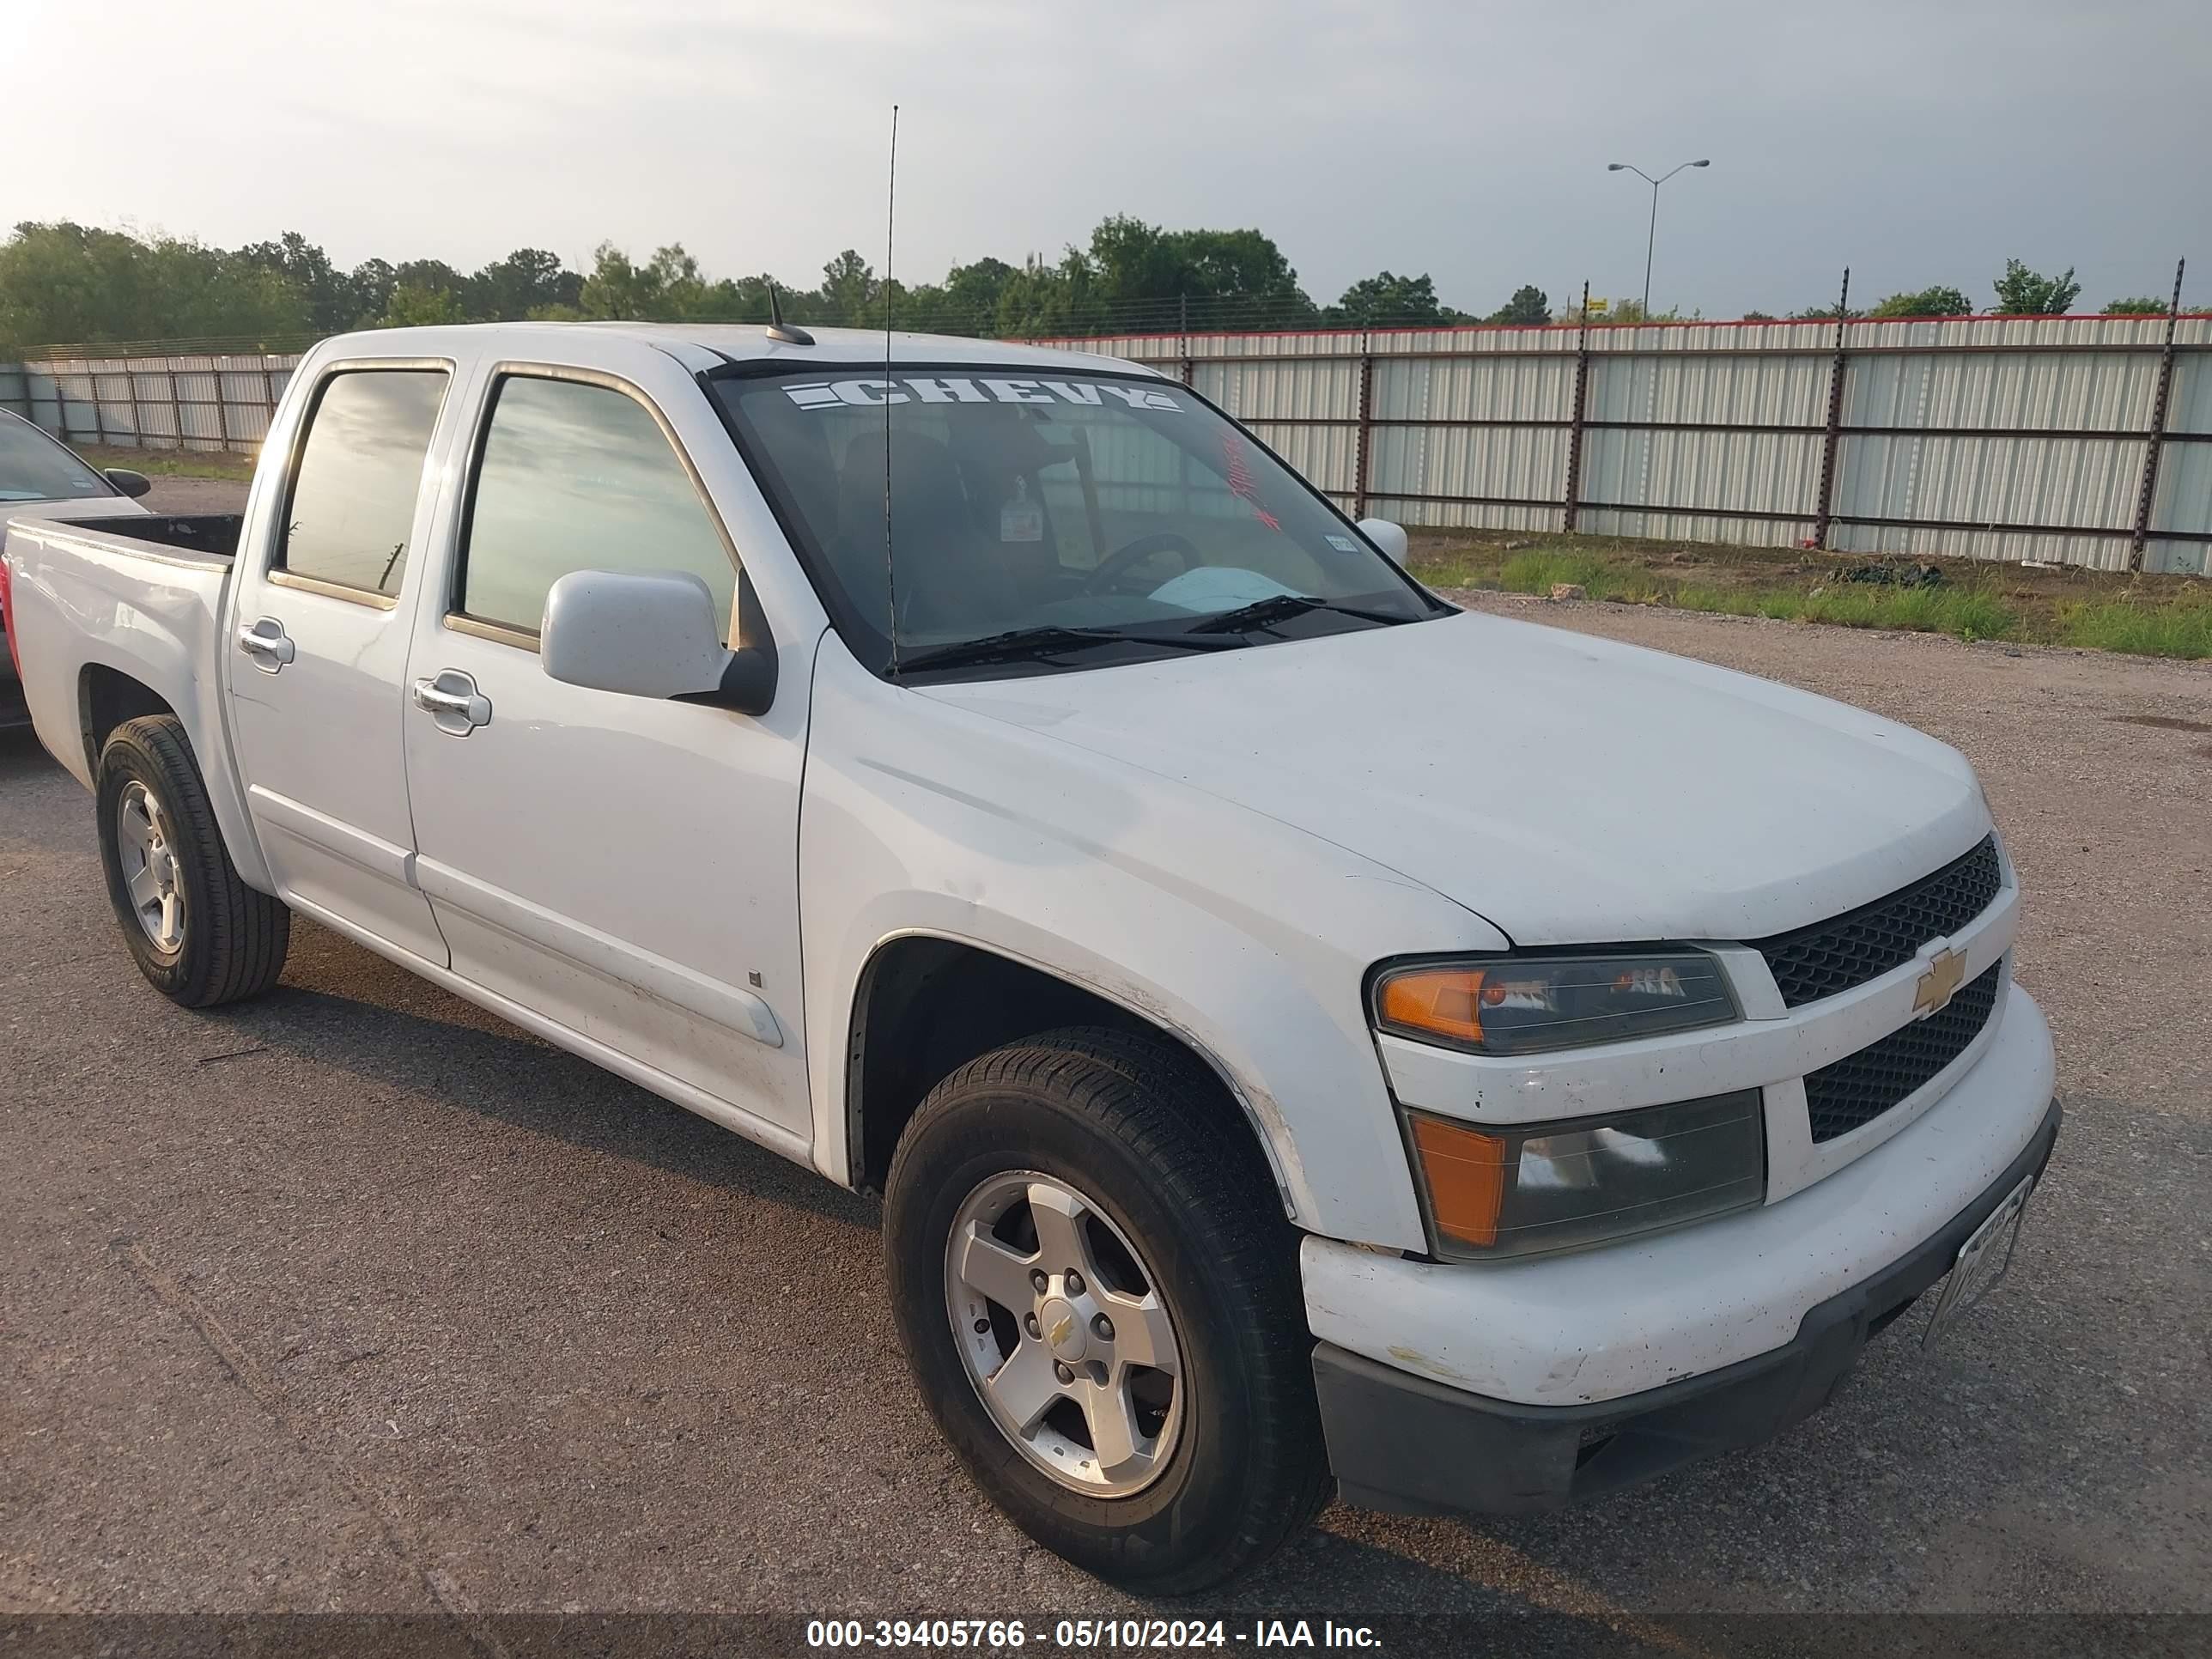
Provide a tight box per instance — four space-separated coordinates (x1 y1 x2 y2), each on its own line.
541 567 779 715
106 467 153 499
1357 518 1408 563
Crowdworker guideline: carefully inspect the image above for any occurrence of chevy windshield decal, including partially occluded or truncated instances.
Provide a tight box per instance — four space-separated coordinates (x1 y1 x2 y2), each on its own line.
782 377 1181 412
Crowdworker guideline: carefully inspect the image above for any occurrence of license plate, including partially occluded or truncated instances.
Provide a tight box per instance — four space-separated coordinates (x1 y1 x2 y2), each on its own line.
1923 1172 2037 1349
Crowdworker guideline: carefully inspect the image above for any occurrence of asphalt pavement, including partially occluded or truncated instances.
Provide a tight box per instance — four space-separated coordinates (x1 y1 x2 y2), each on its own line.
3 486 2207 1644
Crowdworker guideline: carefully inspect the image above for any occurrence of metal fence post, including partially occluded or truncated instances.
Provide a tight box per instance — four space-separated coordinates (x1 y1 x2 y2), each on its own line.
124 357 143 450
1353 337 1376 520
168 361 186 452
1178 295 1194 386
1811 268 1852 550
2130 258 2186 572
215 365 232 453
1561 281 1592 532
85 355 107 449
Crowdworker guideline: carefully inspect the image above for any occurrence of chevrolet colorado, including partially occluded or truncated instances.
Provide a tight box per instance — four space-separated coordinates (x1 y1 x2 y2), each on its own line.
1 323 2057 1592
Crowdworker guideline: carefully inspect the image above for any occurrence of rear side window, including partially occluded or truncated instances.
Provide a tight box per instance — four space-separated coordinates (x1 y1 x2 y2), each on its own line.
459 375 736 639
279 369 448 597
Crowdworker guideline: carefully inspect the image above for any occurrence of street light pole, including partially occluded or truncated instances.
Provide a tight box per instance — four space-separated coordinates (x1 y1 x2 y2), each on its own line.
1606 159 1710 316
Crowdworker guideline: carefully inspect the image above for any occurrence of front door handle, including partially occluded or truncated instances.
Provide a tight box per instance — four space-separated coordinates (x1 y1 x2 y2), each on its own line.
412 669 492 736
236 617 295 672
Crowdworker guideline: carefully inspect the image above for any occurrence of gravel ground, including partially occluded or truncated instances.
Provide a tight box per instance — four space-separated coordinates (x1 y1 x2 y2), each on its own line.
133 477 256 517
3 527 2208 1639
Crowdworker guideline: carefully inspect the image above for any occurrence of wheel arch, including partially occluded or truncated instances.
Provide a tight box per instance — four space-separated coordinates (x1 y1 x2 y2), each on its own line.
844 931 1297 1217
79 662 178 777
75 658 274 895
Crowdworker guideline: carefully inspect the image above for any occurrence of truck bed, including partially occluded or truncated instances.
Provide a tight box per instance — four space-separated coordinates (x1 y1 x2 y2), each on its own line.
3 510 240 781
55 513 241 562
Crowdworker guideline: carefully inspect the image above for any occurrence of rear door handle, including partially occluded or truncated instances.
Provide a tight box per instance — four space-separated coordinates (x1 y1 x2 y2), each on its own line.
237 618 295 672
413 669 492 736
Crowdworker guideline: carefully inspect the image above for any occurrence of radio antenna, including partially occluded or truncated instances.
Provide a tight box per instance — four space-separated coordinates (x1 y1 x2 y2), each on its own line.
765 280 812 347
882 101 902 677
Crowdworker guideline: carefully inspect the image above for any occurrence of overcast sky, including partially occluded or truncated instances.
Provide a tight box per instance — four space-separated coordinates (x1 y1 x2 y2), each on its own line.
10 0 2208 317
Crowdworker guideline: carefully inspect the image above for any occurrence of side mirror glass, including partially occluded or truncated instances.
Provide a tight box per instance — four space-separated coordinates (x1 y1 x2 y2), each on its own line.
106 466 153 499
541 568 778 714
1357 517 1409 563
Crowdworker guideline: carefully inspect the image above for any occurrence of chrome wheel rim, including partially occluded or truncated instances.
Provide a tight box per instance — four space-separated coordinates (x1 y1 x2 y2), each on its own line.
117 781 184 954
944 1170 1184 1498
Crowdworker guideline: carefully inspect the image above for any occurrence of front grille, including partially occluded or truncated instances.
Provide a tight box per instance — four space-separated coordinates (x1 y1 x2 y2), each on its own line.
1803 962 2003 1142
1753 836 2002 1008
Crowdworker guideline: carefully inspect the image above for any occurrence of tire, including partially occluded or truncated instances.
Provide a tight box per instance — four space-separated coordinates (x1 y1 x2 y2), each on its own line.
884 1026 1329 1595
94 714 289 1007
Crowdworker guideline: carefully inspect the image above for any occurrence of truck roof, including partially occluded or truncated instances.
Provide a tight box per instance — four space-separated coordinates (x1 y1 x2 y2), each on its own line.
317 322 1162 379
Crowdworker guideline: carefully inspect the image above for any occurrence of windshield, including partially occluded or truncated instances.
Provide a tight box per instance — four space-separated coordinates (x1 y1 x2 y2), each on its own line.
0 416 117 503
711 366 1438 675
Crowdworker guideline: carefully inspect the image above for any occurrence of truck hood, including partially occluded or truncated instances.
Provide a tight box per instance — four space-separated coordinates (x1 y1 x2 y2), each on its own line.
915 609 1990 945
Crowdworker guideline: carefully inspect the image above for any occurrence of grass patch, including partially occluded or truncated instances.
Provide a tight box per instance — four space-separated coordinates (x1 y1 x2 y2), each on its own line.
1407 532 2211 660
2054 598 2212 658
69 443 255 483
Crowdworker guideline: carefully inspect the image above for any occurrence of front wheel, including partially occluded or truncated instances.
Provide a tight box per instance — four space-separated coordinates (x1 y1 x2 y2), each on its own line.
884 1027 1329 1594
95 714 289 1007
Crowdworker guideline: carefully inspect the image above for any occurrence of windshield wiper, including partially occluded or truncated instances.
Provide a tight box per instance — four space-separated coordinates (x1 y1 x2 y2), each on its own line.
892 623 1243 676
1184 593 1409 635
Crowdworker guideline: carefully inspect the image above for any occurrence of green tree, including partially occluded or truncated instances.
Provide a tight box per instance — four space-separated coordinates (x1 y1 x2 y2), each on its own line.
232 232 356 333
1791 301 1864 321
2102 295 2169 316
1739 310 1778 322
0 221 307 349
378 283 466 327
1869 285 1972 318
345 258 397 326
1334 270 1450 326
1077 216 1315 331
469 247 580 321
1990 258 2080 315
815 248 877 322
1488 284 1551 325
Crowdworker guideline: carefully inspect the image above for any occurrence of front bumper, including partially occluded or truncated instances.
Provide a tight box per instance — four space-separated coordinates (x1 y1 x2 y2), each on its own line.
1314 1096 2057 1514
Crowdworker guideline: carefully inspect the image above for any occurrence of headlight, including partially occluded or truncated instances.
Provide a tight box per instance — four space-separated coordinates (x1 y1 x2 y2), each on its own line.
1407 1091 1765 1260
1373 951 1738 1054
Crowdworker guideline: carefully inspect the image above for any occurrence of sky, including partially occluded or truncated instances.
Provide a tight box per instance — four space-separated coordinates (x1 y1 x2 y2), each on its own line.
8 0 2209 319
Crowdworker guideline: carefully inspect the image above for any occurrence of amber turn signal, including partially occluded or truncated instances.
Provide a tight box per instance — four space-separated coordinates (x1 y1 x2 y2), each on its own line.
1407 1115 1507 1248
1377 967 1487 1045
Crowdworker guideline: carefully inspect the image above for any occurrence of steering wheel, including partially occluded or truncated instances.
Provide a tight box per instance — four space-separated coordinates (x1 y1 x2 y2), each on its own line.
1079 532 1202 597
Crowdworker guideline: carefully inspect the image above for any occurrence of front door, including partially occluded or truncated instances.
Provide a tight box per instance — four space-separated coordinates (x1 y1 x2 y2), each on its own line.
399 355 812 1143
227 359 458 965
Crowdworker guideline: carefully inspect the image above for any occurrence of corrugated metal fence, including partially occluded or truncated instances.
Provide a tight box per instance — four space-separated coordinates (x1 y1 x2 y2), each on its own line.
0 351 304 454
1063 313 2212 575
6 313 2209 573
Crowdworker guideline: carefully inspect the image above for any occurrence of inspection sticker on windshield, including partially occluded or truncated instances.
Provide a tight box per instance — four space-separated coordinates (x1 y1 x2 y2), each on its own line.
1325 534 1361 553
781 377 1182 412
1000 479 1043 542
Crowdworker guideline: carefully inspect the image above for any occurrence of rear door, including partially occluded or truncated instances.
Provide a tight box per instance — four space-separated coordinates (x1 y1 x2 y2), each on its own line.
398 345 813 1145
226 356 461 965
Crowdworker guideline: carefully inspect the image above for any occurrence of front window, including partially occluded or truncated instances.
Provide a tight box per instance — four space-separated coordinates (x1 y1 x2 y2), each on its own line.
0 416 116 503
711 366 1439 677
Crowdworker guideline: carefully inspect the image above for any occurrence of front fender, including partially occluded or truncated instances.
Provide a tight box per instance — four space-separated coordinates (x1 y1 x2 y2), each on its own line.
799 646 1504 1249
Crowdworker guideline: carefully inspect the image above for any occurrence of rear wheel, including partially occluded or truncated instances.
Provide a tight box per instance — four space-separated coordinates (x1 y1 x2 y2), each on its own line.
884 1027 1329 1594
95 714 289 1006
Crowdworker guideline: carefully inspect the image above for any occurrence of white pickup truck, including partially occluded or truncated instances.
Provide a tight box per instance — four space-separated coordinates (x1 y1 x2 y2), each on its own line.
3 323 2058 1593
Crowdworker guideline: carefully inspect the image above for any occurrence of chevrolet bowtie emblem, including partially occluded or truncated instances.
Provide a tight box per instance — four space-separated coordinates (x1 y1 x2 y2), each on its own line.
1913 947 1966 1015
1048 1316 1075 1348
